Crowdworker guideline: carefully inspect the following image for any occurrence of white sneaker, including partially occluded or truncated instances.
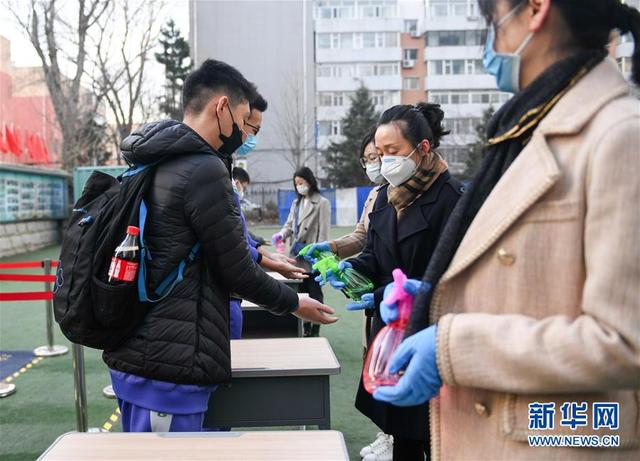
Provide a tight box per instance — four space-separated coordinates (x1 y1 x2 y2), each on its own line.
363 434 393 461
360 432 393 458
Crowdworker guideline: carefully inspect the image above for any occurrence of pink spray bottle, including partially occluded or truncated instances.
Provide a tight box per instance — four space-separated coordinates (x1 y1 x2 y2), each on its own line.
362 268 413 394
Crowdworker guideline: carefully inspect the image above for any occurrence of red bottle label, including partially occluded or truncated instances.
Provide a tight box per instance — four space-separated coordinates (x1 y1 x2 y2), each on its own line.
108 257 139 282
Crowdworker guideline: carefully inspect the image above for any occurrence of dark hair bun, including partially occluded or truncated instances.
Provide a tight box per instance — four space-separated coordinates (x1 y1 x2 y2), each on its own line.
415 102 450 148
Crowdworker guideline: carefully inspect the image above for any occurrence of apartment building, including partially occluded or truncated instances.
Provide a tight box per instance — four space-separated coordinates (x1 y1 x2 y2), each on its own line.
314 0 427 149
424 0 510 172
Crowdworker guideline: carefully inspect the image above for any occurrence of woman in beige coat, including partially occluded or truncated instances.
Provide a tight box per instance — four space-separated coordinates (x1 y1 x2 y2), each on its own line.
274 166 331 336
373 1 640 460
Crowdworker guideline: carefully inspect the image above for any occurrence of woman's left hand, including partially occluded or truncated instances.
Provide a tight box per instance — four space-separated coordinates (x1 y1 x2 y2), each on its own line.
373 325 442 406
380 279 430 324
345 292 374 311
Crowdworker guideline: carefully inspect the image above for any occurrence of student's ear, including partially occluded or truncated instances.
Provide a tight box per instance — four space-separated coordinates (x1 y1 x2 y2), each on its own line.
215 96 229 116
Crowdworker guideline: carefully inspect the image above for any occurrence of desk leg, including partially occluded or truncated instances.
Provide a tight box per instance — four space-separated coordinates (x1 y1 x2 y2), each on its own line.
319 375 331 430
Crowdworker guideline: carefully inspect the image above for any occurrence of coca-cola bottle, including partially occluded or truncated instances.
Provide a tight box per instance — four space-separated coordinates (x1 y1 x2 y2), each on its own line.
108 226 140 284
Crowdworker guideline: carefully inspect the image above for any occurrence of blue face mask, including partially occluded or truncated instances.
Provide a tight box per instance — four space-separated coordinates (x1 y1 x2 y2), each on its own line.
482 5 534 94
236 134 258 155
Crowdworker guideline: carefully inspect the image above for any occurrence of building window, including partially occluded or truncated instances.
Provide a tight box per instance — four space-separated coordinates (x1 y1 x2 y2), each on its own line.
430 0 471 18
618 56 632 74
363 32 376 48
404 19 418 35
429 90 511 106
377 63 398 76
318 93 333 107
426 30 488 47
317 33 330 49
403 77 420 90
429 59 487 75
318 121 331 136
446 118 479 136
317 65 332 78
385 32 398 47
331 120 342 136
336 64 354 78
403 49 418 61
340 33 353 49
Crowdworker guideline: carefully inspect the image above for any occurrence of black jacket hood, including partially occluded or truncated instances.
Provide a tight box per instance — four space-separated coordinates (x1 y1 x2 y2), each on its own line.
120 120 232 172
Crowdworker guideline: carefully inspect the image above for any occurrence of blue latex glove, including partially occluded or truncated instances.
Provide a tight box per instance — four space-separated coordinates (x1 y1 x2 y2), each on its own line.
379 279 431 325
345 292 374 311
373 325 442 406
314 268 345 289
303 241 332 263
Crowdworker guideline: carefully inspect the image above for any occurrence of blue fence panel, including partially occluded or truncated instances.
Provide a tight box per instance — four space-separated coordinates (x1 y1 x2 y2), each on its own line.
278 189 337 226
356 186 374 221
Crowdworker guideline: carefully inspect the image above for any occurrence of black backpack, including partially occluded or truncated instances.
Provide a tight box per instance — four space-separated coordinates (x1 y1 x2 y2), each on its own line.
53 164 199 350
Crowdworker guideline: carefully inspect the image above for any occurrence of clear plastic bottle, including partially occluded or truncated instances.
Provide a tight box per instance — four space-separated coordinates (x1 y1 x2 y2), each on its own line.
272 234 286 254
363 268 413 394
300 245 374 301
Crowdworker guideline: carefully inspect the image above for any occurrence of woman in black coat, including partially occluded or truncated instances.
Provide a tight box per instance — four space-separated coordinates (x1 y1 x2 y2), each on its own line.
342 103 463 461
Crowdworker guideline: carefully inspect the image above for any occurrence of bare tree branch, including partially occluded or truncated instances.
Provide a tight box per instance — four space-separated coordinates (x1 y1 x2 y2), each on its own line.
273 73 316 171
5 0 110 169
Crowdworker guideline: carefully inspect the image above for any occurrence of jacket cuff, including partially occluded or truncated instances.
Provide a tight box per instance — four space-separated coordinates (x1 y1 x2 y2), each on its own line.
372 286 386 318
436 313 456 386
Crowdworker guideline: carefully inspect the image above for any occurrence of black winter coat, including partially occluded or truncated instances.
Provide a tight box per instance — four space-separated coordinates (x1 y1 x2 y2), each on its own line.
349 171 463 440
103 121 298 385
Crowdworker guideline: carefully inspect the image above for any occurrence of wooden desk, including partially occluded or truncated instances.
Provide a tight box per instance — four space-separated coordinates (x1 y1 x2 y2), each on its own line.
204 338 340 430
38 431 349 460
241 294 308 338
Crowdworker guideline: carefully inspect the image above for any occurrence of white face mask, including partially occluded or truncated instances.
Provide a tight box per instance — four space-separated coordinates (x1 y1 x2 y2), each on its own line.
296 184 310 196
380 147 418 187
365 162 385 184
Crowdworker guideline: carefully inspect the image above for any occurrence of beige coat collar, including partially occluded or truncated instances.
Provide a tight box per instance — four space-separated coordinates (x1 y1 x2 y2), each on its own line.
442 59 630 282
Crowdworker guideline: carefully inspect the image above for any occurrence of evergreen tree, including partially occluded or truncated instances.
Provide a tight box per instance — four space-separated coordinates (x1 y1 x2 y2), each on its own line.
155 20 192 120
325 86 379 187
461 106 495 181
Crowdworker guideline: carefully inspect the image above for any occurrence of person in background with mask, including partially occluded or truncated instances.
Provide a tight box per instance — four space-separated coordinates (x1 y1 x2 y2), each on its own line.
104 59 338 433
232 95 308 278
227 95 309 340
335 103 462 461
305 126 383 261
373 1 640 461
273 167 331 337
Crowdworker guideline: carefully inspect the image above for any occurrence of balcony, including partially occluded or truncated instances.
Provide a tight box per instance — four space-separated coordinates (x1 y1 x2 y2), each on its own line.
317 75 402 92
425 74 496 91
425 46 484 61
315 17 403 34
316 47 401 63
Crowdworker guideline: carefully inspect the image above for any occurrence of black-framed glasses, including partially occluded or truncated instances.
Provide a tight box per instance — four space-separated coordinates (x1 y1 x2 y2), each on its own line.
245 122 260 135
359 152 381 169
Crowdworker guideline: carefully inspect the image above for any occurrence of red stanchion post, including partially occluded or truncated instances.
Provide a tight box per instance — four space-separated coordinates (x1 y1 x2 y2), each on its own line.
33 259 68 357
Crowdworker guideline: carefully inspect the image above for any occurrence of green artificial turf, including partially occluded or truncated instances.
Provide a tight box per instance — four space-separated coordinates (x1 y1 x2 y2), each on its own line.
0 227 379 460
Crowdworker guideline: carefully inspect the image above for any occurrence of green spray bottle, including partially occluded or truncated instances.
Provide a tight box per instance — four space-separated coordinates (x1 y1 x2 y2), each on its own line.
299 244 374 301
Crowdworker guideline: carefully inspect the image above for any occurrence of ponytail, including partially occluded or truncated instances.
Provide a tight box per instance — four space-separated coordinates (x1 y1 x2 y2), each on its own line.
378 103 450 149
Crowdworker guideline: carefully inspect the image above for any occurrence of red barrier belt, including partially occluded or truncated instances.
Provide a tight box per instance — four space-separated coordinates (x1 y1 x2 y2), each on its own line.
0 261 58 270
0 292 53 301
0 274 56 282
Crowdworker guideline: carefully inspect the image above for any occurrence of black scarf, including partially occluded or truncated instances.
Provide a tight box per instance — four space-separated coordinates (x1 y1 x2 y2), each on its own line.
407 49 607 335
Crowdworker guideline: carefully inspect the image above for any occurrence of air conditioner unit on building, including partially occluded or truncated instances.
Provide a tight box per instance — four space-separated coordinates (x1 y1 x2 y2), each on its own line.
402 59 416 68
